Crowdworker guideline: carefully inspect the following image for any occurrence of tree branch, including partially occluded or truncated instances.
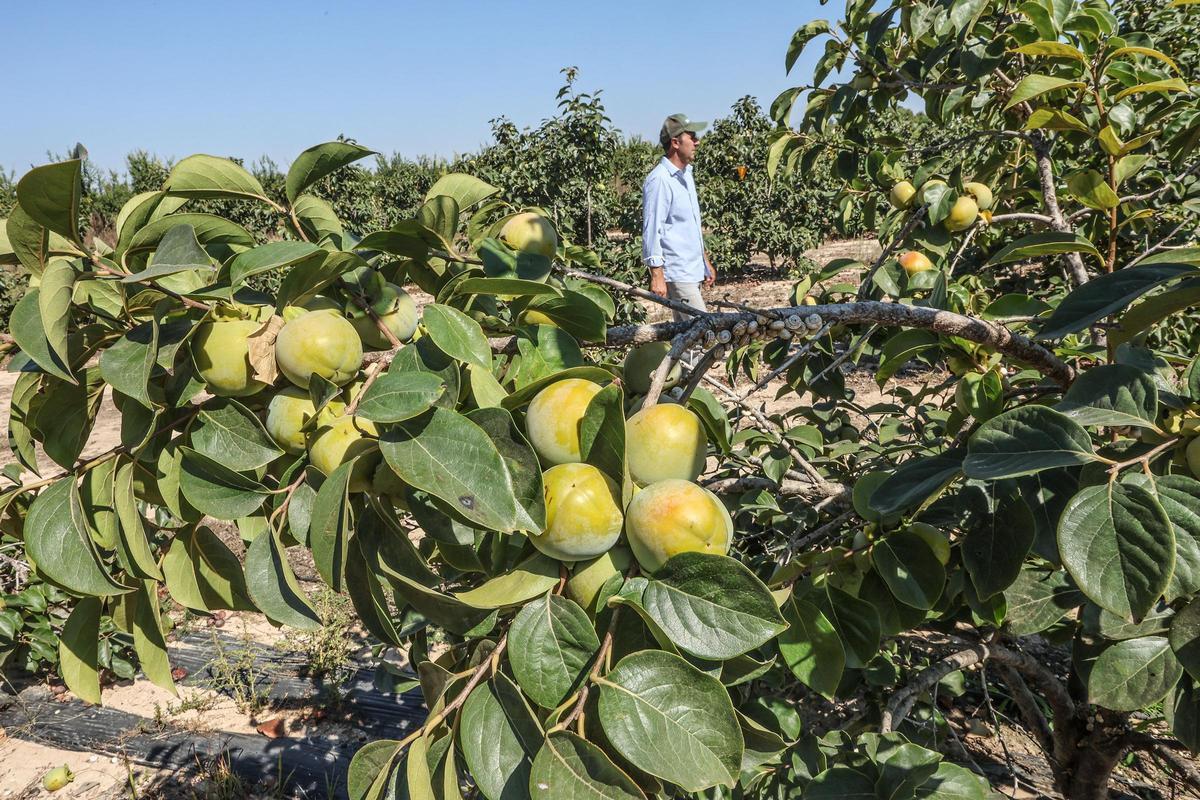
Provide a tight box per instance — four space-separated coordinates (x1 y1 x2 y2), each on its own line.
881 644 989 732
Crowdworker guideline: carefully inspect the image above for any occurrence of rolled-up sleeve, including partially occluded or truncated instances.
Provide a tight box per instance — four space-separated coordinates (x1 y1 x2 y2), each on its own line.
642 175 669 268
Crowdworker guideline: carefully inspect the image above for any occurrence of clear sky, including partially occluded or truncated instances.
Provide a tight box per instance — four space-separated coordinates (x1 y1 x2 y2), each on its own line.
2 1 829 175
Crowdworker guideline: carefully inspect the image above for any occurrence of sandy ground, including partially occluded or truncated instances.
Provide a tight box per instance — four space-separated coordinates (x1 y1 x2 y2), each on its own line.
0 240 905 798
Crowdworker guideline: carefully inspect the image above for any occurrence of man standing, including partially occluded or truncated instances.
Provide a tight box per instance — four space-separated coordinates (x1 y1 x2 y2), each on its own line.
642 113 717 321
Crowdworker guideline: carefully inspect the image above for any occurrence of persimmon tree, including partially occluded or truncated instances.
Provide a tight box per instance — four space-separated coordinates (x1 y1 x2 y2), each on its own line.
1 2 1200 799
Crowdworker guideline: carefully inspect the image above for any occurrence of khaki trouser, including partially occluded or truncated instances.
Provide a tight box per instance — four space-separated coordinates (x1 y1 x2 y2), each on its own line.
666 281 707 323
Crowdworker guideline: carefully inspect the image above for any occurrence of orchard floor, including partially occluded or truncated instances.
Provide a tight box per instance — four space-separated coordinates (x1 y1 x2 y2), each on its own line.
0 238 1187 799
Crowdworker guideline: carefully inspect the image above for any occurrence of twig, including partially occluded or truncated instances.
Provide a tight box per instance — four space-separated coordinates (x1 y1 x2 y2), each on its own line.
783 508 856 560
557 266 702 319
552 606 622 734
345 361 384 415
738 323 833 402
881 644 989 732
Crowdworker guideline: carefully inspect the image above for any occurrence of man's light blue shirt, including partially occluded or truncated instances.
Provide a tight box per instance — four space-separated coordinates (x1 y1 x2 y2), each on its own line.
642 157 706 283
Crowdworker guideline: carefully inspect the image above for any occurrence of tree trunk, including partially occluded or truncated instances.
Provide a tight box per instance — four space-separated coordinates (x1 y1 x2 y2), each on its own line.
1058 725 1128 800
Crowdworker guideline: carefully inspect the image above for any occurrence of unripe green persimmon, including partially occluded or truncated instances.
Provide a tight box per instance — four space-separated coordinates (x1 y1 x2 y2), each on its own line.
191 319 268 397
265 387 345 455
42 765 74 792
275 309 362 389
372 462 410 509
889 180 916 209
1187 436 1200 479
501 211 558 259
625 479 733 573
532 463 624 561
350 283 419 349
944 196 979 232
567 546 632 612
963 181 994 211
626 403 707 485
308 415 380 493
623 342 681 395
525 378 603 465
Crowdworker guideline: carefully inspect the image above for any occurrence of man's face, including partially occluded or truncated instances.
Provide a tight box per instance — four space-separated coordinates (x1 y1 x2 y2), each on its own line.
673 130 698 163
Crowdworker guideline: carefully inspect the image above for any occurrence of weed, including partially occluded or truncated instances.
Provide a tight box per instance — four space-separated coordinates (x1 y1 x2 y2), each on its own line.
286 587 357 684
205 627 273 720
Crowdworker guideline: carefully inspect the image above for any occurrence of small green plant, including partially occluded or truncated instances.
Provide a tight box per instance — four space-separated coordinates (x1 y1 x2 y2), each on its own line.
287 586 357 683
205 628 273 720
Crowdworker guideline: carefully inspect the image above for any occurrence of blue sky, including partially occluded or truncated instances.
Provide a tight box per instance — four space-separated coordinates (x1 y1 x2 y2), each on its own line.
2 1 829 175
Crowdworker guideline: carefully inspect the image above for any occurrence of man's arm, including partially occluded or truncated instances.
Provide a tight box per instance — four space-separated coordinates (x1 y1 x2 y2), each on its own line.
642 175 670 298
703 251 716 288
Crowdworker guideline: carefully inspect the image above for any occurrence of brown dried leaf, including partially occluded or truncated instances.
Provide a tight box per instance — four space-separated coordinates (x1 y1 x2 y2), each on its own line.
247 315 284 385
256 717 288 738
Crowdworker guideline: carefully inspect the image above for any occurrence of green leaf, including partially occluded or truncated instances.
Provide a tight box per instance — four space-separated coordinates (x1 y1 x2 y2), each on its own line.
914 762 991 799
285 141 375 203
873 530 946 609
1057 364 1159 430
785 20 831 74
962 488 1036 599
381 408 525 533
1068 169 1120 211
100 321 159 409
245 526 321 629
1004 74 1085 110
425 173 500 210
276 249 362 309
38 257 75 368
164 154 268 202
1089 636 1183 710
1113 77 1189 101
309 459 354 593
596 651 742 792
59 597 102 704
404 734 437 800
162 526 254 613
191 398 284 471
454 554 560 608
529 731 646 800
1013 41 1086 61
876 330 939 386
354 370 446 424
989 231 1102 264
1023 107 1091 133
290 194 344 242
778 595 844 698
228 241 323 286
815 584 881 668
1171 598 1200 681
641 553 787 660
131 580 176 694
1003 567 1084 635
1130 476 1200 602
523 291 608 342
125 213 255 262
26 478 126 596
421 303 492 370
347 740 401 800
455 278 562 298
16 159 82 241
1109 46 1180 73
805 766 877 799
509 594 600 709
1059 482 1174 622
964 405 1096 479
870 454 963 516
467 407 546 532
460 676 541 800
113 462 164 581
1038 263 1197 340
1114 278 1200 346
11 289 75 383
580 384 627 490
1167 678 1200 754
178 448 268 520
120 223 213 284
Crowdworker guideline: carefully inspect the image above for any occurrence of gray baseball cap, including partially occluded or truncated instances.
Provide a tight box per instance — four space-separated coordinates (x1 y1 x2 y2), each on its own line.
659 113 708 146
